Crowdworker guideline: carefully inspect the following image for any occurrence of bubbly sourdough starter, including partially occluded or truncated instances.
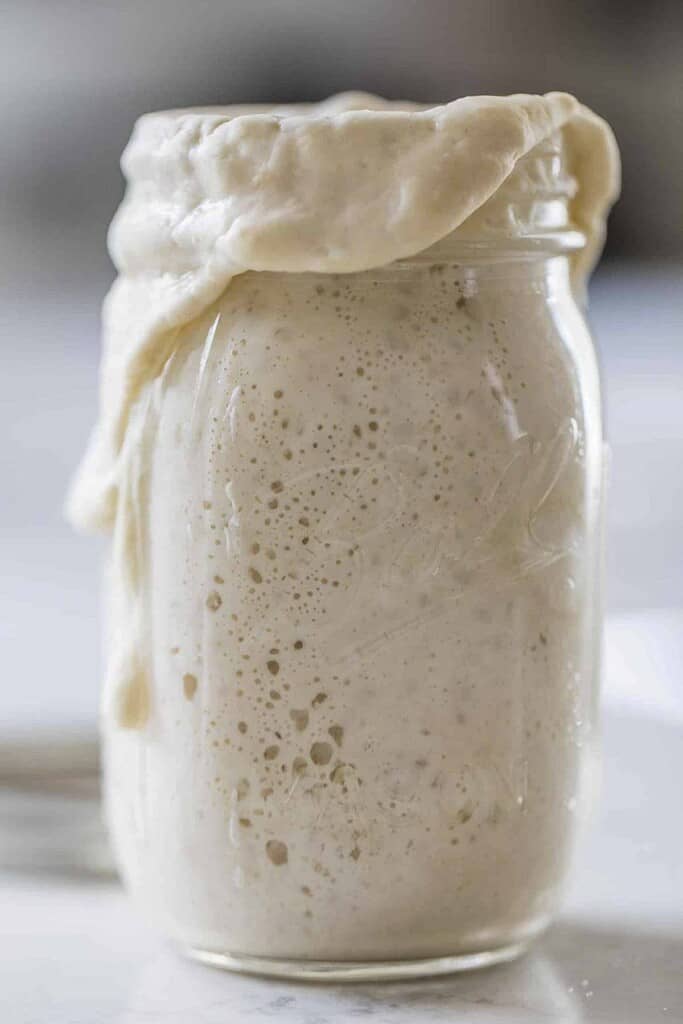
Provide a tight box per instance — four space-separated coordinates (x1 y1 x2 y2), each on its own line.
106 256 601 958
70 92 619 961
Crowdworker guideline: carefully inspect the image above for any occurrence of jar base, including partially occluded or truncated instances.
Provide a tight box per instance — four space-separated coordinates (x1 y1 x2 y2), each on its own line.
183 940 530 982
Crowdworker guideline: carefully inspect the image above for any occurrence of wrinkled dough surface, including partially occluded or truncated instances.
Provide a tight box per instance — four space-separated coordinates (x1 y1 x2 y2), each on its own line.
67 92 618 532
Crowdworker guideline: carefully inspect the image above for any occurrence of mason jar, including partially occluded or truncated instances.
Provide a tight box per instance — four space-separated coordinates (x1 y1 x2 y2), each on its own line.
97 127 607 980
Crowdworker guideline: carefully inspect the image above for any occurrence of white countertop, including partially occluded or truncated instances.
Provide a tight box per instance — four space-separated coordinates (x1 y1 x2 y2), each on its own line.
2 862 681 1024
2 629 682 1024
1 264 682 1022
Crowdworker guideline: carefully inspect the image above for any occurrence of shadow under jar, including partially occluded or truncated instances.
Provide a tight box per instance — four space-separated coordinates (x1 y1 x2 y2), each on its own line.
104 146 605 981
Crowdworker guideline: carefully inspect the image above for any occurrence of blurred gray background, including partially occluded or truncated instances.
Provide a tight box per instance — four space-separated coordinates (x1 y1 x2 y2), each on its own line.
1 0 681 733
3 0 683 286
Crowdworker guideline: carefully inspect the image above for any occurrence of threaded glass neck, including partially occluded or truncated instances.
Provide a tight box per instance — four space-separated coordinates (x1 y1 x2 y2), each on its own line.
406 133 585 262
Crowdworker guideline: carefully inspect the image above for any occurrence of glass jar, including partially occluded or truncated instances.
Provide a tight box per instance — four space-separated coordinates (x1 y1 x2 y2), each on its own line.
103 204 604 976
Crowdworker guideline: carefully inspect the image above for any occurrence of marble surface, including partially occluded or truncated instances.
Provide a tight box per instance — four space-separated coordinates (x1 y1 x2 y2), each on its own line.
1 883 681 1024
2 695 682 1023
